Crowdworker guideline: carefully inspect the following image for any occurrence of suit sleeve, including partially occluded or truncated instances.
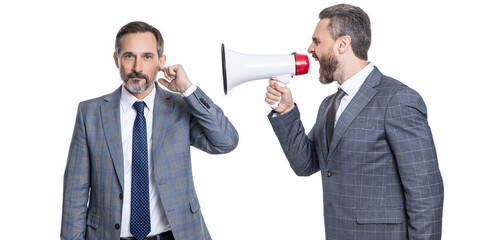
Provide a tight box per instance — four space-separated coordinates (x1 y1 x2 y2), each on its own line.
183 87 238 154
268 105 320 176
385 88 444 240
61 103 90 240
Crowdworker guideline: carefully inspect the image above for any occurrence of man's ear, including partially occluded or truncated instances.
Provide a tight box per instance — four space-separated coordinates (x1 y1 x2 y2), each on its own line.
113 52 119 68
337 35 351 54
159 55 167 70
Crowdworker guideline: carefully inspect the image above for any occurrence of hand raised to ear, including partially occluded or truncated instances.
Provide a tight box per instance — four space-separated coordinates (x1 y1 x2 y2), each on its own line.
158 64 192 93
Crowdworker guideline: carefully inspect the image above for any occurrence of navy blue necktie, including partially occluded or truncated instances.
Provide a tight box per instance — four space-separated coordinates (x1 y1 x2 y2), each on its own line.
326 88 346 149
131 101 151 240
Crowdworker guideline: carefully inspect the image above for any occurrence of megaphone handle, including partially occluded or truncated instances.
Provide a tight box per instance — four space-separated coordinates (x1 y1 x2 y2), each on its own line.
269 81 286 109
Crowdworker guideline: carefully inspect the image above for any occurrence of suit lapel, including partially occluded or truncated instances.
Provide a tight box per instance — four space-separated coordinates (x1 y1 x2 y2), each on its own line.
327 67 382 156
151 86 175 169
316 97 333 159
100 87 124 187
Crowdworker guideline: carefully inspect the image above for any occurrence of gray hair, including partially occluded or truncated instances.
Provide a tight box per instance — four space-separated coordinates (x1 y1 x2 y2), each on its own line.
115 21 164 58
319 4 371 60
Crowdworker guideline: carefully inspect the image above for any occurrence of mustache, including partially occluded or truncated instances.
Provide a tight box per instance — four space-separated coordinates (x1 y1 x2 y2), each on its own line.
124 72 149 82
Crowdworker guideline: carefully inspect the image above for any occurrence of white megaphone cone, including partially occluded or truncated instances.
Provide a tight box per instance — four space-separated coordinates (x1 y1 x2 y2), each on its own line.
221 44 309 108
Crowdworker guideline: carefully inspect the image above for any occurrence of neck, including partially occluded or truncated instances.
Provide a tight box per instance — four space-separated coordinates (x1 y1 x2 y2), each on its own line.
336 59 368 85
126 83 155 100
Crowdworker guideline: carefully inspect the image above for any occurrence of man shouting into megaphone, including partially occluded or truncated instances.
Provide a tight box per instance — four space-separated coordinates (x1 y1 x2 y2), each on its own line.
265 4 444 240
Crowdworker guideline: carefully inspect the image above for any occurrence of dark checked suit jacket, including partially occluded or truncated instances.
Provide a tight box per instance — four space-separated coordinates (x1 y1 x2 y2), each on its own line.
61 85 238 240
268 67 443 240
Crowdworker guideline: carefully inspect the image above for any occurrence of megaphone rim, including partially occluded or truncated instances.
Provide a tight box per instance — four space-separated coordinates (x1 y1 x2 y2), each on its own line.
221 44 228 95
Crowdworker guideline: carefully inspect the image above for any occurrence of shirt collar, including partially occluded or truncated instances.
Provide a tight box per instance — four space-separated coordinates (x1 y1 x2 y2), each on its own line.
338 62 374 96
120 84 156 114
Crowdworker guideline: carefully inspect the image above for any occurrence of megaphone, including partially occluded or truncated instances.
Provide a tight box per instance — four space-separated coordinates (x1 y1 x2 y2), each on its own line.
221 44 310 108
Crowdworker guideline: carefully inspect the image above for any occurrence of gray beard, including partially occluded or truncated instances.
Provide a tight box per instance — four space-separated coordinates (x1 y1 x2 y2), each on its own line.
319 72 334 84
120 70 155 93
124 80 152 93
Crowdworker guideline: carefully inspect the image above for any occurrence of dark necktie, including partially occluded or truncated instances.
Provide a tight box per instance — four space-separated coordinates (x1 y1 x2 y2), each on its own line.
130 101 151 240
326 88 346 149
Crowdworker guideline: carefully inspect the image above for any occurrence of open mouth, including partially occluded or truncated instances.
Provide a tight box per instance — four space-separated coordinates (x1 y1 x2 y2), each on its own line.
312 53 319 62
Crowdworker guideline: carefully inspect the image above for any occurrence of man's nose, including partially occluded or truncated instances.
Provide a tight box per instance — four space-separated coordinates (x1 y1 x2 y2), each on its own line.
133 58 143 72
307 44 314 54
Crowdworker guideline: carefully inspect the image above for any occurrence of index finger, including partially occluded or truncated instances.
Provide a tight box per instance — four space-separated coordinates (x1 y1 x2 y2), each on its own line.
269 78 276 87
266 84 281 97
162 67 175 81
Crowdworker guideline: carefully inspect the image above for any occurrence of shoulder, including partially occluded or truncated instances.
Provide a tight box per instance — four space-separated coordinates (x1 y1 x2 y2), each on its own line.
79 94 108 106
363 67 427 115
156 85 187 106
375 74 410 95
372 71 422 101
77 87 121 111
159 86 185 101
365 67 410 96
376 75 427 115
153 85 194 119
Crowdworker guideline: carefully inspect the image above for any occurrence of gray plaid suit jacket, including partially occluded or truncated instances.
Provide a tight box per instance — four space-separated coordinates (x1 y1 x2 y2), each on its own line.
61 85 238 240
269 67 443 240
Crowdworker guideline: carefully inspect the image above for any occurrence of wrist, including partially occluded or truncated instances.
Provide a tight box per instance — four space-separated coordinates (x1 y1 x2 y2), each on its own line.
181 83 197 97
179 81 192 93
279 104 295 115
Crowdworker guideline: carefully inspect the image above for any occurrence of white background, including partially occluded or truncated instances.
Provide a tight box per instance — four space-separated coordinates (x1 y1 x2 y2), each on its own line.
1 0 486 239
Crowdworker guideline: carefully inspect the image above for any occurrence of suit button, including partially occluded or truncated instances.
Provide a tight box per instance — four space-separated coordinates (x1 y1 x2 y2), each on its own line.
119 193 123 199
326 171 332 177
115 224 120 230
200 98 211 109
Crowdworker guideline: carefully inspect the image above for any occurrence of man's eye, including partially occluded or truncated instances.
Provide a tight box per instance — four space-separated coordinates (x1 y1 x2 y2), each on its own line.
145 55 152 59
125 55 133 59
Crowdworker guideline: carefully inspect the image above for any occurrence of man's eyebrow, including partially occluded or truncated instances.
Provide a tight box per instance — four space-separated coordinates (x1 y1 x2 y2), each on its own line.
121 51 156 56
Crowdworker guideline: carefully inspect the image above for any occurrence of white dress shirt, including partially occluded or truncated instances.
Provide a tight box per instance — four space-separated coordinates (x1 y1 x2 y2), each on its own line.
334 63 374 125
119 83 197 237
120 85 170 237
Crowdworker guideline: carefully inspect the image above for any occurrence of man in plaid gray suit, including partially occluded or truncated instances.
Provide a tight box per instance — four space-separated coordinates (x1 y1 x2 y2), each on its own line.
61 21 238 240
265 4 443 240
